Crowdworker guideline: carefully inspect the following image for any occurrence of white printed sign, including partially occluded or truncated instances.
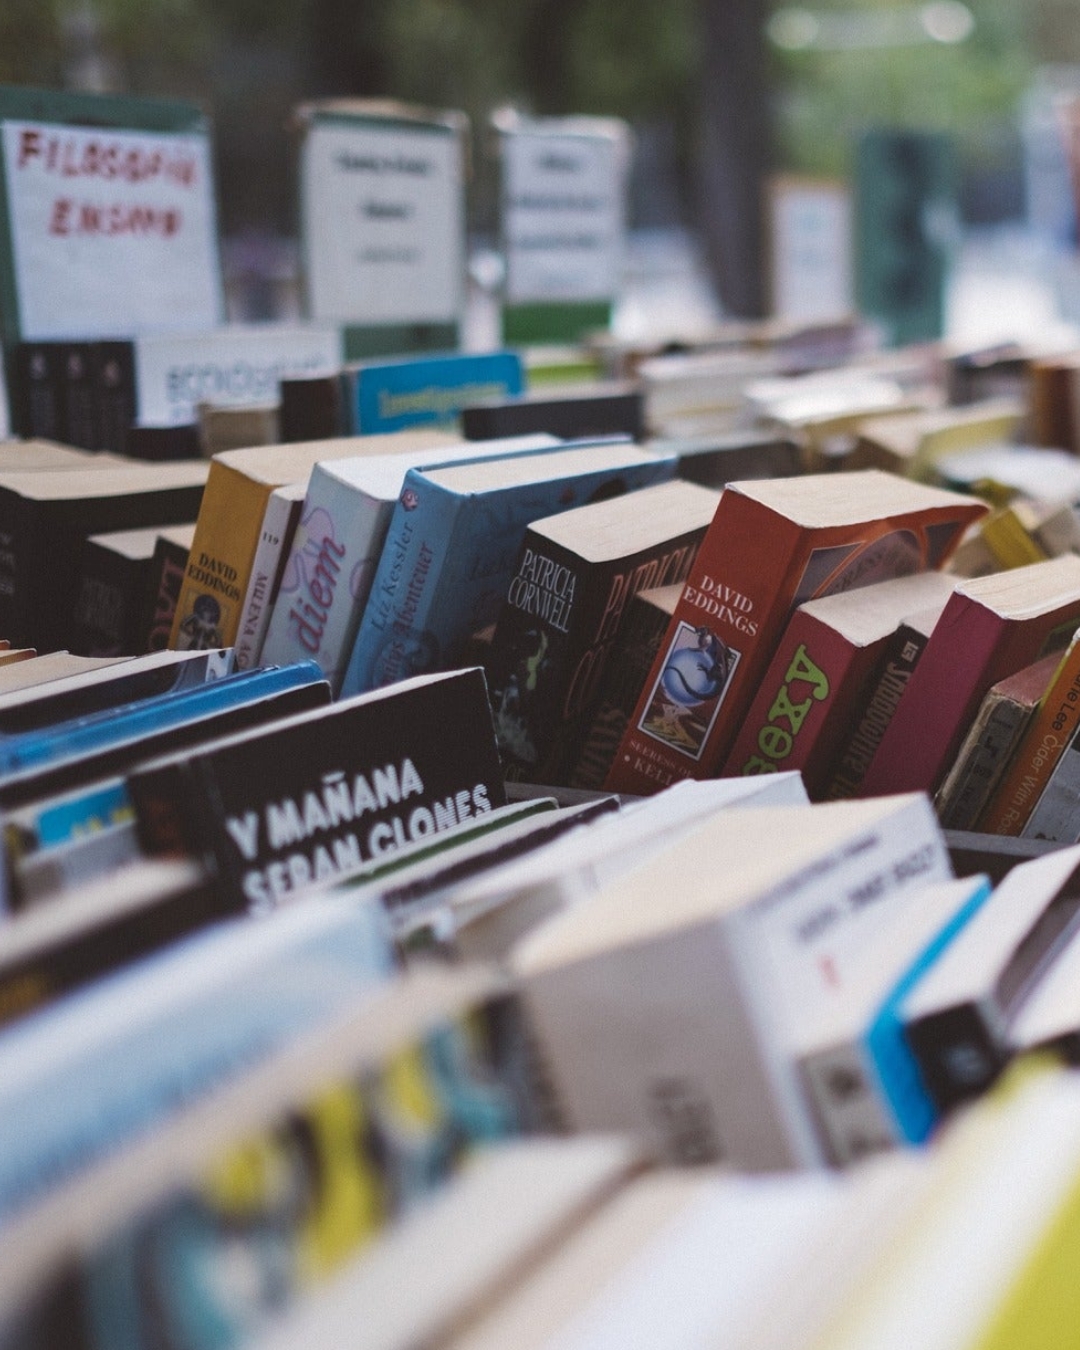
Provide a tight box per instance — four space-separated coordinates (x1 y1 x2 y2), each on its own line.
2 120 224 340
300 121 464 326
503 129 625 304
769 178 853 322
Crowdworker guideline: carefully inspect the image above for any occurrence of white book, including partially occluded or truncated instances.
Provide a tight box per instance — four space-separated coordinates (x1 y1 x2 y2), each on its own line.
512 793 952 1171
234 481 308 669
259 433 560 692
450 774 810 963
1008 915 1080 1058
795 874 990 1167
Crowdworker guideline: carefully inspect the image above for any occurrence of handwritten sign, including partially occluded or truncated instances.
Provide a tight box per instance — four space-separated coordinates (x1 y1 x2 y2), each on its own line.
502 125 626 304
300 118 464 326
1 120 223 340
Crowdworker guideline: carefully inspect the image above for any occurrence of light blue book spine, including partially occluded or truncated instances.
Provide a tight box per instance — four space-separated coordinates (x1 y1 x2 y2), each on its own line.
0 894 394 1225
864 875 993 1145
351 351 525 434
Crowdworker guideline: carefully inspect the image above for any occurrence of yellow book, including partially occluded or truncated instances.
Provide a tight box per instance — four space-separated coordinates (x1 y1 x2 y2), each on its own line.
980 505 1049 571
169 430 460 650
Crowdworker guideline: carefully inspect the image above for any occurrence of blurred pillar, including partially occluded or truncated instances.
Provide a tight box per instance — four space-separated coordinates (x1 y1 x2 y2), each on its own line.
697 0 770 318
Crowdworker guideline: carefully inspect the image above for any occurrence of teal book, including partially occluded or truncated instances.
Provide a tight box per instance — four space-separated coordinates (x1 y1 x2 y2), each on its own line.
340 439 676 696
346 350 524 434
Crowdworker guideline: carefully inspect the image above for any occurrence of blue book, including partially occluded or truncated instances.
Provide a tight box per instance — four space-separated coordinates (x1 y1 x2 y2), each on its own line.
341 440 676 696
0 662 330 779
348 350 525 435
0 892 395 1225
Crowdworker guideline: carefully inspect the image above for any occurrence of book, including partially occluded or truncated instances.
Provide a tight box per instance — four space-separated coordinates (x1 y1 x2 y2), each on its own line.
93 339 137 456
341 441 676 697
0 858 228 1027
346 350 525 435
12 816 143 908
168 430 458 651
278 370 346 442
0 887 394 1224
57 340 98 450
821 595 954 801
460 384 645 443
721 571 958 799
128 667 507 911
0 460 209 652
604 470 986 796
977 628 1080 837
125 422 202 461
143 522 195 652
796 873 992 1165
233 481 307 670
569 582 681 791
934 651 1061 832
846 398 1024 477
0 651 128 696
485 479 719 785
512 793 952 1170
901 845 1080 1116
259 434 558 693
860 556 1080 799
68 522 174 657
652 428 803 488
196 400 281 457
10 341 62 440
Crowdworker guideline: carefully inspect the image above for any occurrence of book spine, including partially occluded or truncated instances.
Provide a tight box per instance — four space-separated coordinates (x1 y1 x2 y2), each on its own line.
339 473 461 696
69 541 146 658
0 492 25 647
799 1042 899 1166
234 491 303 670
1018 726 1080 842
144 535 192 653
570 592 674 791
353 352 524 434
260 468 392 693
12 341 62 440
935 692 1038 831
94 340 137 456
169 463 271 650
822 622 930 801
60 342 99 450
902 1000 1008 1117
721 611 887 799
979 637 1080 836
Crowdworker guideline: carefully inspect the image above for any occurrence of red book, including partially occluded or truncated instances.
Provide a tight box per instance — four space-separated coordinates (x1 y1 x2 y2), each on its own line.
720 570 958 799
603 470 986 795
858 554 1080 799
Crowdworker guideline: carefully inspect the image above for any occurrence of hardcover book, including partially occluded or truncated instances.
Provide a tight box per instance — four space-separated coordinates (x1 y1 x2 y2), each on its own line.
721 570 958 800
168 430 457 652
859 555 1080 799
259 434 557 693
604 470 986 796
128 666 508 911
341 441 676 696
512 793 952 1170
486 479 718 785
0 460 208 652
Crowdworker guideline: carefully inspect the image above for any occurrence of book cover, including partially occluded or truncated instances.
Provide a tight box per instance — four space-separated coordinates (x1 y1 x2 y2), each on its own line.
513 794 952 1170
821 599 949 802
341 441 676 697
9 341 62 440
233 482 307 670
0 460 208 653
977 629 1080 836
604 471 985 795
143 523 195 653
348 350 525 435
460 384 645 443
935 650 1061 832
486 480 717 785
1012 719 1080 844
860 555 1080 800
68 523 165 658
94 339 137 456
168 432 456 653
721 571 958 799
128 667 508 911
58 341 98 450
570 582 681 791
260 435 561 693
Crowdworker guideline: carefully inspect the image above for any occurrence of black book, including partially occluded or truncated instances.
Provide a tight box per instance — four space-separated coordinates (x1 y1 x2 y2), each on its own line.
0 859 231 1030
128 667 507 911
654 429 803 488
0 460 207 651
461 385 645 443
59 342 99 450
278 372 346 442
94 341 137 456
125 424 202 462
69 525 164 658
142 524 195 654
10 341 63 441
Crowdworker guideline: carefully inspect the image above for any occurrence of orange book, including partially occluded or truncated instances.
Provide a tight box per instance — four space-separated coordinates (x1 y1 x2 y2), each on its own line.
977 628 1080 835
603 470 986 795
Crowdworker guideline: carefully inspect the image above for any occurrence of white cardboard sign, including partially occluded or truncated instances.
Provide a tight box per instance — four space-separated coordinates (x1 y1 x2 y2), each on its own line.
300 121 464 326
2 119 223 340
